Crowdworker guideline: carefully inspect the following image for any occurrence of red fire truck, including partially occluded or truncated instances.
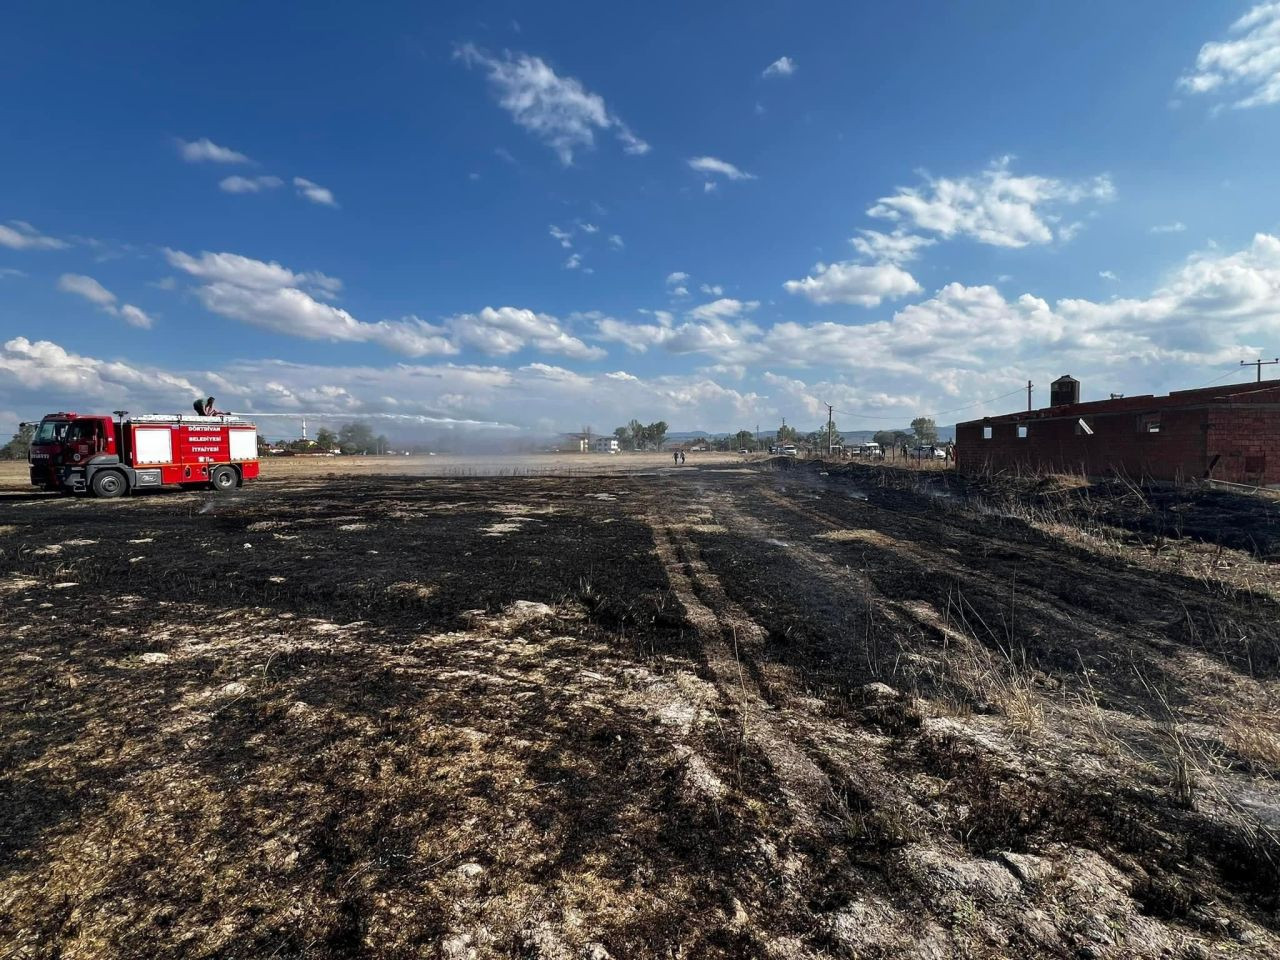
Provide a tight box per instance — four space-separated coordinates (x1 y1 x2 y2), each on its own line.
28 411 261 497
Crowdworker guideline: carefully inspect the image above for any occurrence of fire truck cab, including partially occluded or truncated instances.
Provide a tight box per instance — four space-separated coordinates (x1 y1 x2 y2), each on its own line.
28 411 261 498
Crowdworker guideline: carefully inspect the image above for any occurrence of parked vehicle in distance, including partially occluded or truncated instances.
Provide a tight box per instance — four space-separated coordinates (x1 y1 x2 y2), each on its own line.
909 445 946 459
739 448 750 454
781 444 798 456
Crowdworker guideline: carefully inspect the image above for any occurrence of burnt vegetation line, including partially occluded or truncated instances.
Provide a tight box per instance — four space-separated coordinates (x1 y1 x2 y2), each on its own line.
756 461 1280 686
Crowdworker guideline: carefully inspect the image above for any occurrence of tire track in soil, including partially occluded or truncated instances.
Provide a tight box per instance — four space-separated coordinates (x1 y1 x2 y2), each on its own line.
647 519 838 836
751 485 1181 684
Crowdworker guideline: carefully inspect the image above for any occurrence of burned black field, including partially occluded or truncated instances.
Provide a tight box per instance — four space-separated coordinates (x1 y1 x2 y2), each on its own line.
1 462 1278 959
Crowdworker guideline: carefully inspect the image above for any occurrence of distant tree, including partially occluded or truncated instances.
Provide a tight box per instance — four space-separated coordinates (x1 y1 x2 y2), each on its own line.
256 434 271 456
911 417 938 445
338 421 377 454
732 429 755 450
647 420 668 449
807 420 843 450
627 419 644 449
375 434 389 454
776 423 799 443
0 422 34 461
873 429 910 449
613 425 630 450
314 427 337 450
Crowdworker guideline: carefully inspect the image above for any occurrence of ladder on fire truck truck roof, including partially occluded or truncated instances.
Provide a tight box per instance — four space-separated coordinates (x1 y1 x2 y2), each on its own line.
127 414 257 427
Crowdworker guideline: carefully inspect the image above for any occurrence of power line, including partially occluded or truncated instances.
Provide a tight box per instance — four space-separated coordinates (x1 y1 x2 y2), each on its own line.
1196 365 1252 389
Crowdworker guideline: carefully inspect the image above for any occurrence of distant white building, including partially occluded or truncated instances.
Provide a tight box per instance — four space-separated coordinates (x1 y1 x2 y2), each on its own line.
594 437 619 454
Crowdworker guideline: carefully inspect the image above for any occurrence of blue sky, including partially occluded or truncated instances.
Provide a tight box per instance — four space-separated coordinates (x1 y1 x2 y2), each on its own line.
3 1 1280 439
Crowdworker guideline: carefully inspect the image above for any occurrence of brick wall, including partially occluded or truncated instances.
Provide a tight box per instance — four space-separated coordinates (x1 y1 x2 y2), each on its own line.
1207 406 1280 485
957 409 1208 481
956 383 1280 485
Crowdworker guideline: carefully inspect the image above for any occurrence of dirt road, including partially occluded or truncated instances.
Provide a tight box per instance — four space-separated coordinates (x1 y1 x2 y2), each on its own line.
1 461 1276 958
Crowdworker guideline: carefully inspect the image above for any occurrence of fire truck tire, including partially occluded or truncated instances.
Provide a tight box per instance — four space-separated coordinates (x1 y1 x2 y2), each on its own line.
210 465 237 492
91 470 127 499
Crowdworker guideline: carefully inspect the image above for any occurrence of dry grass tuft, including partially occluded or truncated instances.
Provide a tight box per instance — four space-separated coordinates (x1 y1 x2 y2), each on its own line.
1224 710 1280 773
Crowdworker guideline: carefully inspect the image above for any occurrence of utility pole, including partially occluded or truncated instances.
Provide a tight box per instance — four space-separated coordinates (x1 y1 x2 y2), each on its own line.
1027 380 1034 411
1241 357 1279 382
755 422 760 452
826 403 834 456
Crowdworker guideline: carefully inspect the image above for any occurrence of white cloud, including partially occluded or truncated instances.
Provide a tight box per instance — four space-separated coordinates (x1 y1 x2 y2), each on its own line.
0 220 67 251
520 361 592 387
608 234 624 249
578 222 599 234
849 229 935 264
293 177 338 207
564 253 582 270
168 249 449 356
457 44 648 163
770 233 1280 387
178 137 250 164
867 157 1115 247
597 233 1280 411
0 268 25 279
783 260 922 307
762 56 797 78
165 249 341 294
595 313 761 358
195 284 452 355
1150 221 1187 234
688 156 756 183
700 283 724 296
58 273 155 329
168 249 607 361
58 273 116 307
687 298 758 322
220 175 283 193
1099 270 1118 281
666 271 690 296
1 337 199 402
449 306 605 360
1178 4 1280 109
550 225 573 248
596 300 762 358
118 304 154 329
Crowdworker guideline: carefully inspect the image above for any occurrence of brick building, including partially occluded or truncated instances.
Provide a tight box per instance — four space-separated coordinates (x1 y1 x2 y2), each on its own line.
955 377 1280 486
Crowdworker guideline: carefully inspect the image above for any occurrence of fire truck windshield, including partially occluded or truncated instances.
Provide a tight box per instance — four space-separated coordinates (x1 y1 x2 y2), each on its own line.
63 421 103 442
34 420 70 444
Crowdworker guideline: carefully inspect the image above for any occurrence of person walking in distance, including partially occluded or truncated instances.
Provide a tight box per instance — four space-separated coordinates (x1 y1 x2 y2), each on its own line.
679 450 686 465
673 449 680 466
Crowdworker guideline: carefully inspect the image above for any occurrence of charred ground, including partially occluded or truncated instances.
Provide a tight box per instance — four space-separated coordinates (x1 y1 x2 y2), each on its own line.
0 461 1277 959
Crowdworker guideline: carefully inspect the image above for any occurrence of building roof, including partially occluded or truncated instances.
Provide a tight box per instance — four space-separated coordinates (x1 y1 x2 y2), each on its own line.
958 378 1280 428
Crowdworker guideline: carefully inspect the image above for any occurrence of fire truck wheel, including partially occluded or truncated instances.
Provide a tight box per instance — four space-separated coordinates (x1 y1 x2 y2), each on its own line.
210 465 237 492
90 470 127 499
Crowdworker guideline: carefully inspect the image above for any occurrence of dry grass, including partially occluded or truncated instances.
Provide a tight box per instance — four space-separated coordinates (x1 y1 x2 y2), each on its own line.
1225 708 1280 773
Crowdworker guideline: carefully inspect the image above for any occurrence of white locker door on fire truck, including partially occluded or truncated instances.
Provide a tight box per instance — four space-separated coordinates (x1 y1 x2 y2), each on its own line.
133 428 173 464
